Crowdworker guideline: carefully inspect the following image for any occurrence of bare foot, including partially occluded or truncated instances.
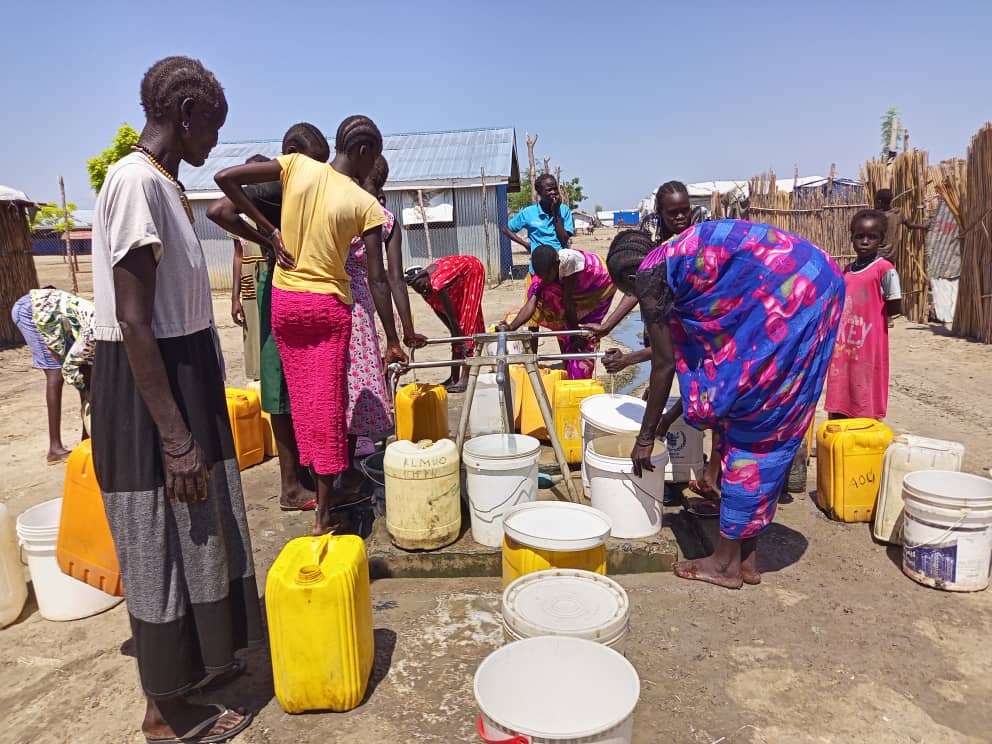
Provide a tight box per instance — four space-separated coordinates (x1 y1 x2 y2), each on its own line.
741 567 762 585
445 379 468 393
143 700 252 743
279 485 315 511
46 447 71 464
673 556 743 589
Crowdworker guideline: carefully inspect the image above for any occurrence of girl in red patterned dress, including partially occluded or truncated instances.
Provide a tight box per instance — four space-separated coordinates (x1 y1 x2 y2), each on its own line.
406 255 487 392
825 210 902 420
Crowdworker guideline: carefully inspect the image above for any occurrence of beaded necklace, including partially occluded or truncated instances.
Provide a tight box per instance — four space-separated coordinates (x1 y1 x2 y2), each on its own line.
131 145 195 226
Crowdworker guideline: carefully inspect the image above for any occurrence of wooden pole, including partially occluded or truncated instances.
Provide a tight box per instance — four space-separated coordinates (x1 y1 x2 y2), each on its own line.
903 129 910 153
416 189 434 262
525 132 539 204
480 166 496 285
59 176 77 294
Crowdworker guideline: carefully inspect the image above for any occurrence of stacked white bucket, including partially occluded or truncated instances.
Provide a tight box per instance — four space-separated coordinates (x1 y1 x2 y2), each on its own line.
580 394 704 539
474 568 639 743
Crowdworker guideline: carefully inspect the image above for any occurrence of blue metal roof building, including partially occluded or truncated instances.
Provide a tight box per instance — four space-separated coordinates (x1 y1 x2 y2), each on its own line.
182 127 521 288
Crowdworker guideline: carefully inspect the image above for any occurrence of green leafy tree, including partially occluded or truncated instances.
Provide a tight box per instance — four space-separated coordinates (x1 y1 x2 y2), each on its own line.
594 203 604 213
560 177 585 210
880 106 903 157
87 124 140 193
508 169 534 213
32 202 78 233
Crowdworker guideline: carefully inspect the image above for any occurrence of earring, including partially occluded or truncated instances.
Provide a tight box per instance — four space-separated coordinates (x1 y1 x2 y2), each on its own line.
182 121 190 131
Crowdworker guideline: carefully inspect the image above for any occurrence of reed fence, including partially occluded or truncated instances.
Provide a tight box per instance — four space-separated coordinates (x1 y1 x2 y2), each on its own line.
0 201 40 344
953 123 992 343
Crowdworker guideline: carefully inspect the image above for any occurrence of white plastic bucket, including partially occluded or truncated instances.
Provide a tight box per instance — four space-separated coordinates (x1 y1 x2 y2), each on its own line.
901 471 992 592
0 503 28 628
585 435 667 539
503 501 612 552
580 395 645 497
16 498 123 621
475 636 639 743
501 569 630 654
662 397 705 483
464 434 541 547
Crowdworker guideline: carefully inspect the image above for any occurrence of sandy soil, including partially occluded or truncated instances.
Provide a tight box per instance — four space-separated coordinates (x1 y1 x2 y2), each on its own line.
2 239 991 743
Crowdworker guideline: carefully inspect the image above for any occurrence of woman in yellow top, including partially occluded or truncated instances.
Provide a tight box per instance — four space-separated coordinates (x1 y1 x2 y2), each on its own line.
216 115 407 535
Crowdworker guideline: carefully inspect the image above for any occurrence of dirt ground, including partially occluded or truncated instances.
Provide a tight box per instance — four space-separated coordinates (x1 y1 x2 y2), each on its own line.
2 237 992 743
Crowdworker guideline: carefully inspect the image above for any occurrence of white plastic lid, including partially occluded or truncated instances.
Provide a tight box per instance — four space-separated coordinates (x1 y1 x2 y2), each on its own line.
502 501 612 551
579 394 645 434
502 569 629 643
463 434 541 460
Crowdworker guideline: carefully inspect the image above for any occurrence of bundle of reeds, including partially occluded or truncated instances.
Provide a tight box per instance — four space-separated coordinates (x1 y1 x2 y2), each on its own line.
935 158 966 224
0 201 40 344
889 150 931 322
709 190 724 220
953 124 992 343
860 159 890 204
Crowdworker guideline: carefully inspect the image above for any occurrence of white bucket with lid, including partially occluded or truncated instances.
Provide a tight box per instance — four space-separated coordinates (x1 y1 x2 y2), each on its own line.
16 498 123 621
475 636 639 744
464 434 541 547
580 395 645 497
901 470 992 592
501 569 630 654
503 501 612 552
585 434 667 538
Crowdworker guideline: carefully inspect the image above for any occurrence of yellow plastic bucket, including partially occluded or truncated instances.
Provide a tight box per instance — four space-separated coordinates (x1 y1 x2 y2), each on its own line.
500 502 611 588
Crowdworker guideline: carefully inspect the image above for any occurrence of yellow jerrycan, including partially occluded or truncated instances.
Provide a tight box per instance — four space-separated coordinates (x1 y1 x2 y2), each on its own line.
816 418 894 523
520 367 567 439
266 534 374 713
554 379 606 463
224 387 265 470
395 383 448 442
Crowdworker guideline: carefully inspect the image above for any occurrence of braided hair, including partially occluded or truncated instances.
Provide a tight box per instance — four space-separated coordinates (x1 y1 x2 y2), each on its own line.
606 229 655 295
140 56 225 121
282 122 330 162
335 115 383 154
362 155 390 195
654 180 690 242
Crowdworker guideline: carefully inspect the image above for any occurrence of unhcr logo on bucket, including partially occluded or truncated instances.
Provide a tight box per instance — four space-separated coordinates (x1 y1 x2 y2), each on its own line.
666 430 687 456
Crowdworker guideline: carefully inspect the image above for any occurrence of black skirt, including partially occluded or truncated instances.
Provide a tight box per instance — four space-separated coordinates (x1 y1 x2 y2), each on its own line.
91 328 262 698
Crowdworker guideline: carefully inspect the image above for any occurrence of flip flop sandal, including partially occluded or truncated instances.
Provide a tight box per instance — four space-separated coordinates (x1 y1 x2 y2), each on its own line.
145 704 253 744
681 493 721 518
279 497 316 512
188 658 246 695
687 478 719 497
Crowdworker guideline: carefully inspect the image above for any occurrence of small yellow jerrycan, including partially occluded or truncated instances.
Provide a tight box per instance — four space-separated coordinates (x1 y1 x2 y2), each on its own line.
266 534 374 713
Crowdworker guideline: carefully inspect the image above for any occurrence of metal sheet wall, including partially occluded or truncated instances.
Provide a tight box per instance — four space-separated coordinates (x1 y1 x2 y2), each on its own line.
385 186 511 279
191 200 236 291
926 200 961 278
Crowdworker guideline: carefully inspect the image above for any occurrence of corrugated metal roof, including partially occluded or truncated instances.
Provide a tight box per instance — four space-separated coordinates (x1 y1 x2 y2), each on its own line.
180 126 519 193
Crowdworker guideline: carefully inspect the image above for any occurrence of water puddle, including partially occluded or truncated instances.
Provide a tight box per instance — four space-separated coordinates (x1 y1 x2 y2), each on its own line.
607 310 649 396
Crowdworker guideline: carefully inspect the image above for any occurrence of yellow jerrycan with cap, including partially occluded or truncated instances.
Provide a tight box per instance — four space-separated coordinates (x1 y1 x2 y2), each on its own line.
266 534 374 713
816 418 894 523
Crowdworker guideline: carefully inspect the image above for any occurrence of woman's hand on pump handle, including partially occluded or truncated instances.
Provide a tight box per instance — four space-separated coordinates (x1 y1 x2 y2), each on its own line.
404 332 429 349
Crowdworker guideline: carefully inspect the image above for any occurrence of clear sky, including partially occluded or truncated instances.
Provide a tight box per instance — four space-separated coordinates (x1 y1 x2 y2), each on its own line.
2 0 989 211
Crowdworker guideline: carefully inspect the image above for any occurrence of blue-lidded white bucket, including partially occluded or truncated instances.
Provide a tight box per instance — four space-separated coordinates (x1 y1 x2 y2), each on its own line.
901 471 992 592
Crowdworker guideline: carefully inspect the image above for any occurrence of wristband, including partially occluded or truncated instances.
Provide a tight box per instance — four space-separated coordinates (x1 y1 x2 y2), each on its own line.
162 432 194 457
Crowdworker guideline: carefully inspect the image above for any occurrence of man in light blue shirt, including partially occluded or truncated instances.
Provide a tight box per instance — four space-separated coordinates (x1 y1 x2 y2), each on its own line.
502 173 574 271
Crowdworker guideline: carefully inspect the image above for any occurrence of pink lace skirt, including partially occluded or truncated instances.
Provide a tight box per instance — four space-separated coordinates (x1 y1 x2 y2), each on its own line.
271 287 352 475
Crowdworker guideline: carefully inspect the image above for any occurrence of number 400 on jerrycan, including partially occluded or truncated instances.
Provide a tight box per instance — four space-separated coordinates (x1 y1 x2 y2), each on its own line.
816 418 894 523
